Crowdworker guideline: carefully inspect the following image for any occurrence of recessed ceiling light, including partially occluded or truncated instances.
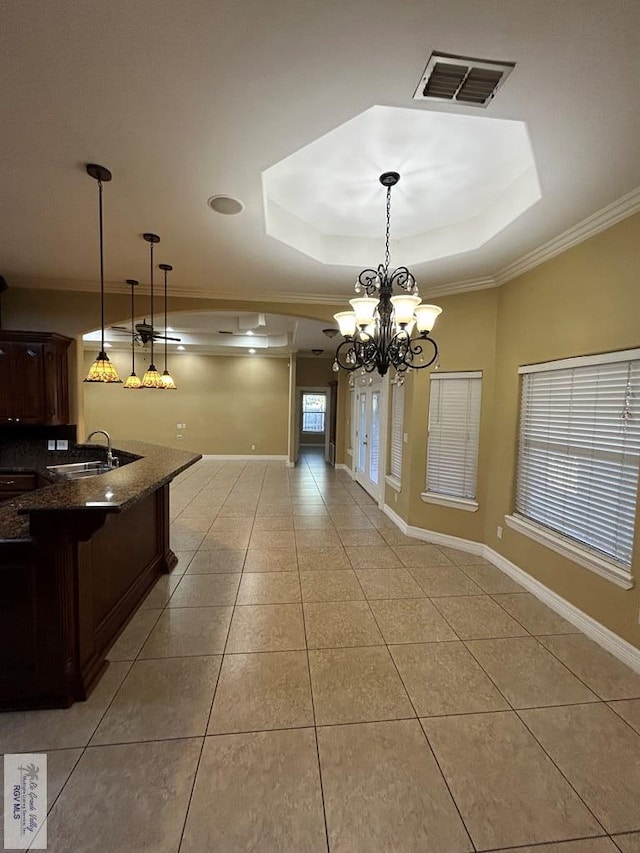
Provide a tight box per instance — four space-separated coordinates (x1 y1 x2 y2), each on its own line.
104 342 112 348
246 330 254 336
177 345 185 351
207 195 245 215
248 348 256 354
166 326 174 332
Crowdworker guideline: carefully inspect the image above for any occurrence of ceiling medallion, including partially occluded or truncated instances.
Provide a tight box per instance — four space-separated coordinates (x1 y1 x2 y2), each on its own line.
333 172 442 378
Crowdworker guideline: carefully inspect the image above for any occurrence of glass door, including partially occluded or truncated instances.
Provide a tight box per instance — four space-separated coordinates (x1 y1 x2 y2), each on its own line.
354 378 383 501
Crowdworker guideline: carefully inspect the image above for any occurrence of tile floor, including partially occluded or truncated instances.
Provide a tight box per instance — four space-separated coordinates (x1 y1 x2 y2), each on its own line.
2 453 640 851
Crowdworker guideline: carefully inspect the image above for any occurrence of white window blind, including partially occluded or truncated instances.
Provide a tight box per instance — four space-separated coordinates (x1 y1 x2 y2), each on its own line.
389 382 405 481
516 351 640 569
426 372 482 500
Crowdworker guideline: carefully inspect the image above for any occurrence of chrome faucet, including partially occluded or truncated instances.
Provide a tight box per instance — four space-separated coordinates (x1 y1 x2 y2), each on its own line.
86 430 119 469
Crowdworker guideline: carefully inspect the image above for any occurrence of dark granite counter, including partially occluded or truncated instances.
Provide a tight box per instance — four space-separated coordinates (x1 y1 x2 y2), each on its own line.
0 439 201 709
0 440 201 542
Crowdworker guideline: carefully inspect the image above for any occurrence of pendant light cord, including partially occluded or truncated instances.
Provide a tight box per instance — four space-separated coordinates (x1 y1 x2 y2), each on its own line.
163 267 168 372
98 178 105 353
130 282 135 373
149 241 155 365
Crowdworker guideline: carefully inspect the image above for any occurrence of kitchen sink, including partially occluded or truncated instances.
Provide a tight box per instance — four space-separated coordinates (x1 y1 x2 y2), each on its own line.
47 460 114 480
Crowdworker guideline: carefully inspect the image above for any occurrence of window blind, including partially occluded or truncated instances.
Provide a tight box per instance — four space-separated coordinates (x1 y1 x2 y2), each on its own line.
389 382 405 481
515 353 640 569
426 372 482 499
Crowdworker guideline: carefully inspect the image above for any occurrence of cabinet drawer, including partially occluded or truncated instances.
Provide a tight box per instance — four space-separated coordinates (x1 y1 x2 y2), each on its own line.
0 474 37 491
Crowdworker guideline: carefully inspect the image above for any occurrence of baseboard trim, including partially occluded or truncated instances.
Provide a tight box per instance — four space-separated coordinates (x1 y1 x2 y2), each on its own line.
484 546 640 675
382 505 485 555
335 463 355 479
201 454 288 461
381 504 640 674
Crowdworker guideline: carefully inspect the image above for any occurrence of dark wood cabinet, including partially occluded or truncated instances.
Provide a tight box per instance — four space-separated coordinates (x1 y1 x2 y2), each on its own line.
0 331 72 425
0 472 37 503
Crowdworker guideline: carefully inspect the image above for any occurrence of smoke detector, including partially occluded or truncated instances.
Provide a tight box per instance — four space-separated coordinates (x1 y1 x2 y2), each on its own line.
414 52 515 108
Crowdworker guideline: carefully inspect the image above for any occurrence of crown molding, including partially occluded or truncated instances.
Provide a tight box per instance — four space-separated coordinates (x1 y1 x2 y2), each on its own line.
9 276 345 306
10 185 640 302
423 276 498 297
495 185 640 285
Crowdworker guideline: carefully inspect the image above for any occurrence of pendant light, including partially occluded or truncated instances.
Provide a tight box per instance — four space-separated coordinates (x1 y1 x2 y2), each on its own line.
159 263 177 389
84 164 121 383
140 233 164 388
123 279 142 389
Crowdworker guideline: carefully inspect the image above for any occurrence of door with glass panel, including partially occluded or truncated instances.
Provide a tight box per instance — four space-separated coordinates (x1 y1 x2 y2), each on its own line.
354 378 383 500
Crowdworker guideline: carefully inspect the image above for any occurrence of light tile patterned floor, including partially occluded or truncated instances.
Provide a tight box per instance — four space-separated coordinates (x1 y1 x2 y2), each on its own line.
2 452 640 851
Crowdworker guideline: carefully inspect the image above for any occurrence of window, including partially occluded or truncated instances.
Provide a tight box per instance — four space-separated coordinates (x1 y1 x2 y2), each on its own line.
302 393 326 433
423 372 482 511
387 381 405 488
509 349 640 585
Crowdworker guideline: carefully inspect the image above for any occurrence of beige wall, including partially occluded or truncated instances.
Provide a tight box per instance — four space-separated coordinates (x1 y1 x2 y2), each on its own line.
484 213 640 647
335 371 350 466
83 349 290 455
388 287 499 539
339 213 640 647
296 357 334 387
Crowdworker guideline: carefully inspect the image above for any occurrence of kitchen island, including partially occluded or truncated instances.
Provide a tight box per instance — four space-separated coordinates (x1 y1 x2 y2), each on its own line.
0 439 200 710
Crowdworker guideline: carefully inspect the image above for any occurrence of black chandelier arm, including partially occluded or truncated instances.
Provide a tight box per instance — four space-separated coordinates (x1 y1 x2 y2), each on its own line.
356 268 381 296
388 266 416 293
388 332 438 373
334 336 378 372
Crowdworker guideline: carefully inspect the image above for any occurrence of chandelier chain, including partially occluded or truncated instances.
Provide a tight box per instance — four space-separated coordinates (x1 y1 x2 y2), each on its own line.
384 185 392 273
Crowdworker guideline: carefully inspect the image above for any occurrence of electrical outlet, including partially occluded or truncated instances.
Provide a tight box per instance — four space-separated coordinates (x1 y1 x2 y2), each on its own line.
47 439 56 450
56 439 69 450
497 525 503 539
251 444 256 451
176 434 183 441
403 432 408 443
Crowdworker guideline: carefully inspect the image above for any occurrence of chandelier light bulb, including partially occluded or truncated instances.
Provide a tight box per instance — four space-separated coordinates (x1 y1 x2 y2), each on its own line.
334 311 357 338
414 304 443 334
390 294 421 326
349 297 378 327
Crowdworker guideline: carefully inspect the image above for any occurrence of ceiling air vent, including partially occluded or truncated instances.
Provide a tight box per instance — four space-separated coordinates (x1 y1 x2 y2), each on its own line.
414 52 515 108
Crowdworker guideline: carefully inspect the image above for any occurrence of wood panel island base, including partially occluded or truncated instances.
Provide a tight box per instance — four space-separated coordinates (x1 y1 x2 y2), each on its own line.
0 440 200 710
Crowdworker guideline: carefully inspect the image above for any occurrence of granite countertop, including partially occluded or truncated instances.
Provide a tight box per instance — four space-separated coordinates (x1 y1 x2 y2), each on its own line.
0 440 201 543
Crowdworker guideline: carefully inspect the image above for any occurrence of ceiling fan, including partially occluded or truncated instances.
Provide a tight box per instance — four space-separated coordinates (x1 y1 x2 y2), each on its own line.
110 320 181 346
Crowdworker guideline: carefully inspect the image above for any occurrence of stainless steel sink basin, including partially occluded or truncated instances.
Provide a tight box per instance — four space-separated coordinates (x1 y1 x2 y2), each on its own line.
47 460 113 479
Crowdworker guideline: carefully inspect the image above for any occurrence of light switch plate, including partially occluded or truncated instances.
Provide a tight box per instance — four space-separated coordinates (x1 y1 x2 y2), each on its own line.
47 439 56 450
56 439 69 450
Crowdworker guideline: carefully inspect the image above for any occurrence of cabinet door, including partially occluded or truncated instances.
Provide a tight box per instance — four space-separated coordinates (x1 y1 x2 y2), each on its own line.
0 342 45 423
0 343 16 422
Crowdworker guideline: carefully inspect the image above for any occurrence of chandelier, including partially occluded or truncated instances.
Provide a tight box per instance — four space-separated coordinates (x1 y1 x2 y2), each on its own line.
332 172 442 377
